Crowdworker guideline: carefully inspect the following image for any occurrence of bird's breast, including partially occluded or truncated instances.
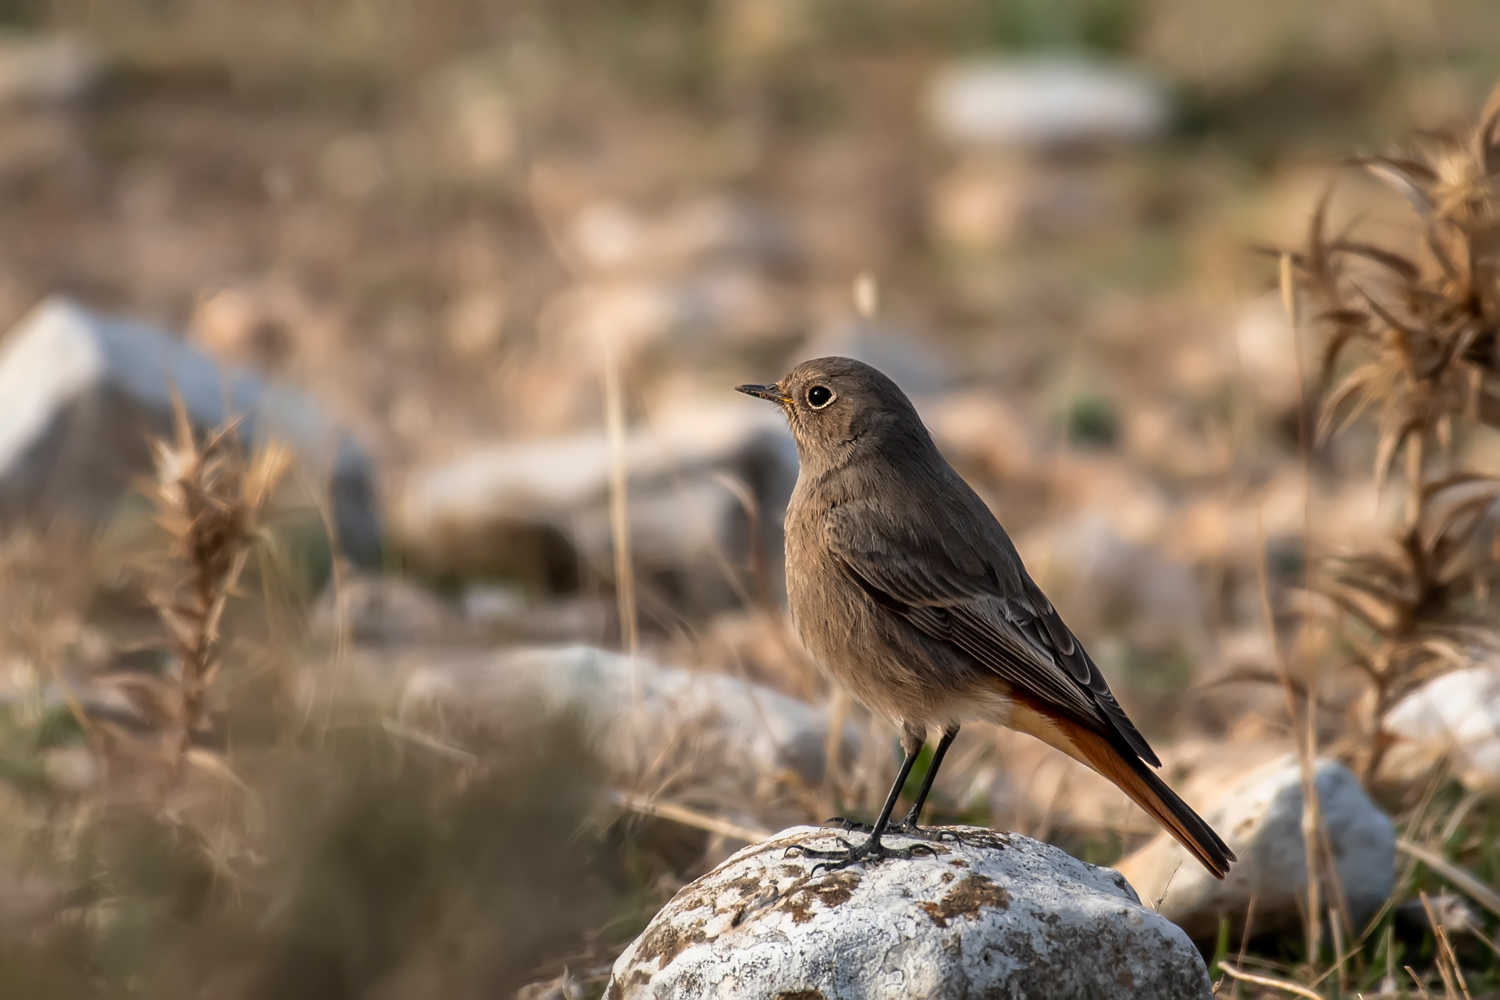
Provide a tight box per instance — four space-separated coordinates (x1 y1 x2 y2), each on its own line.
783 494 984 727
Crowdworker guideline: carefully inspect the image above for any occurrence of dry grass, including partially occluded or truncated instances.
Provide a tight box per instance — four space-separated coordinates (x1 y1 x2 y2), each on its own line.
0 414 651 999
143 396 292 782
1290 84 1500 786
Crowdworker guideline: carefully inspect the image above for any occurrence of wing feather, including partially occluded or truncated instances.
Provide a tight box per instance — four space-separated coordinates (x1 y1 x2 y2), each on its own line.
828 505 1161 767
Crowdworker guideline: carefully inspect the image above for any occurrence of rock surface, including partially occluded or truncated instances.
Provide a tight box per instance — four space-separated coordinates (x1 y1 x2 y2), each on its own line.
1386 662 1500 790
608 825 1211 1000
394 398 797 612
0 297 381 564
1117 754 1395 942
926 57 1168 148
383 645 848 798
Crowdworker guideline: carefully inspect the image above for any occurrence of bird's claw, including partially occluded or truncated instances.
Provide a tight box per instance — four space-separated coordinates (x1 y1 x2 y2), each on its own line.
789 835 935 873
820 816 875 834
822 816 959 843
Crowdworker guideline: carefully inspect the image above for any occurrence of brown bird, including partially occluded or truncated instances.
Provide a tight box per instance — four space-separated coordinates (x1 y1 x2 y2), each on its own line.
738 357 1234 877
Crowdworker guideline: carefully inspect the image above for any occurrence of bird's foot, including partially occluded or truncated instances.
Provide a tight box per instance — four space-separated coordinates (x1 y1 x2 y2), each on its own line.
786 833 935 874
820 816 874 834
821 816 960 842
890 819 963 842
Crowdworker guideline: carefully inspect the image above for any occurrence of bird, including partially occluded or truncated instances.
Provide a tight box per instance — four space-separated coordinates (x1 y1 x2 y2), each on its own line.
737 356 1234 878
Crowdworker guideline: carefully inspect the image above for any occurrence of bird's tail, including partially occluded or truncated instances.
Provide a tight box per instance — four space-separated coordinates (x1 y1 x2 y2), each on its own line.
1061 719 1235 879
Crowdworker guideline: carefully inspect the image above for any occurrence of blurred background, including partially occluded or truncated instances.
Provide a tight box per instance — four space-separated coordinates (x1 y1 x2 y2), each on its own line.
1 0 1500 997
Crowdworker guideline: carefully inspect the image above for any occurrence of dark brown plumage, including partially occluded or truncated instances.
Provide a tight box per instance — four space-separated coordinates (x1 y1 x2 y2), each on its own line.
737 356 1234 877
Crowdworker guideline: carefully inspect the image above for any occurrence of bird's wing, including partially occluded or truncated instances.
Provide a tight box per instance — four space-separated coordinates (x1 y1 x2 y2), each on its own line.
826 502 1161 767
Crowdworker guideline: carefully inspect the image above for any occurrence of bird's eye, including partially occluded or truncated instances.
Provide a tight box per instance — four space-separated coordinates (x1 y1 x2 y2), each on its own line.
806 385 835 409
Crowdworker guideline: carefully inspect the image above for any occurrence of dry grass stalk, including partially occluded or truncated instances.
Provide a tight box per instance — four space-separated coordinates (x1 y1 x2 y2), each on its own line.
609 790 772 844
146 393 291 778
1256 507 1325 968
1421 890 1474 1000
1397 837 1500 920
1291 81 1500 784
1215 961 1328 1000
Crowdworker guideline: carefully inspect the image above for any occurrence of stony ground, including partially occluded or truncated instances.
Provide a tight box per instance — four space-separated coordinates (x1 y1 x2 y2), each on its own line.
0 2 1498 998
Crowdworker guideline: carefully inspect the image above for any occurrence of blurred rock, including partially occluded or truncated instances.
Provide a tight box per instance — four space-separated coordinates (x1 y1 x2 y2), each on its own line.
548 268 798 364
395 399 797 614
568 195 797 277
678 609 822 702
609 826 1211 1000
927 57 1168 149
793 319 951 396
392 645 848 798
461 584 612 644
0 297 382 564
1395 892 1479 939
310 573 462 647
930 155 1123 251
0 33 101 108
1117 754 1395 943
1385 662 1500 790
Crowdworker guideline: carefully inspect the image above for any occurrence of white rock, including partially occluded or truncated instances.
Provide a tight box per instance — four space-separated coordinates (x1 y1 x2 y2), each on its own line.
394 398 797 612
1386 662 1500 790
1117 754 1395 942
0 298 381 564
0 33 101 108
927 57 1168 148
392 645 847 797
608 825 1211 1000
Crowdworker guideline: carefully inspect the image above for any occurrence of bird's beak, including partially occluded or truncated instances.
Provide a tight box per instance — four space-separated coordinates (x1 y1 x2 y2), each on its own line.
736 383 792 404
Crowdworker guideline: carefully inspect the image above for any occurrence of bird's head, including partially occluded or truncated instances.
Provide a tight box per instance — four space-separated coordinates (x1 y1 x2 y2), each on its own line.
736 356 928 468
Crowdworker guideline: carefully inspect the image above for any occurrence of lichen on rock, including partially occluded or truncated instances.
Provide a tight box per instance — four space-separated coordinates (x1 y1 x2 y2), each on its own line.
608 825 1211 1000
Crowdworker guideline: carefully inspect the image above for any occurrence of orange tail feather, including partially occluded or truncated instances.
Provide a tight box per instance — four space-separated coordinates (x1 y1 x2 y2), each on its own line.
1010 700 1236 879
1066 721 1235 878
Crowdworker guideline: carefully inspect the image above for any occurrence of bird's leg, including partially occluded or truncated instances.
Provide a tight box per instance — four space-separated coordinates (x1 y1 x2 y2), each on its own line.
823 723 927 833
796 734 935 871
891 723 959 835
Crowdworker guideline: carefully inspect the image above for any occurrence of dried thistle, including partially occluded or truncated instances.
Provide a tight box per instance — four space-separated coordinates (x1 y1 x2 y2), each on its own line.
146 394 291 775
1292 83 1500 784
1298 85 1500 512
